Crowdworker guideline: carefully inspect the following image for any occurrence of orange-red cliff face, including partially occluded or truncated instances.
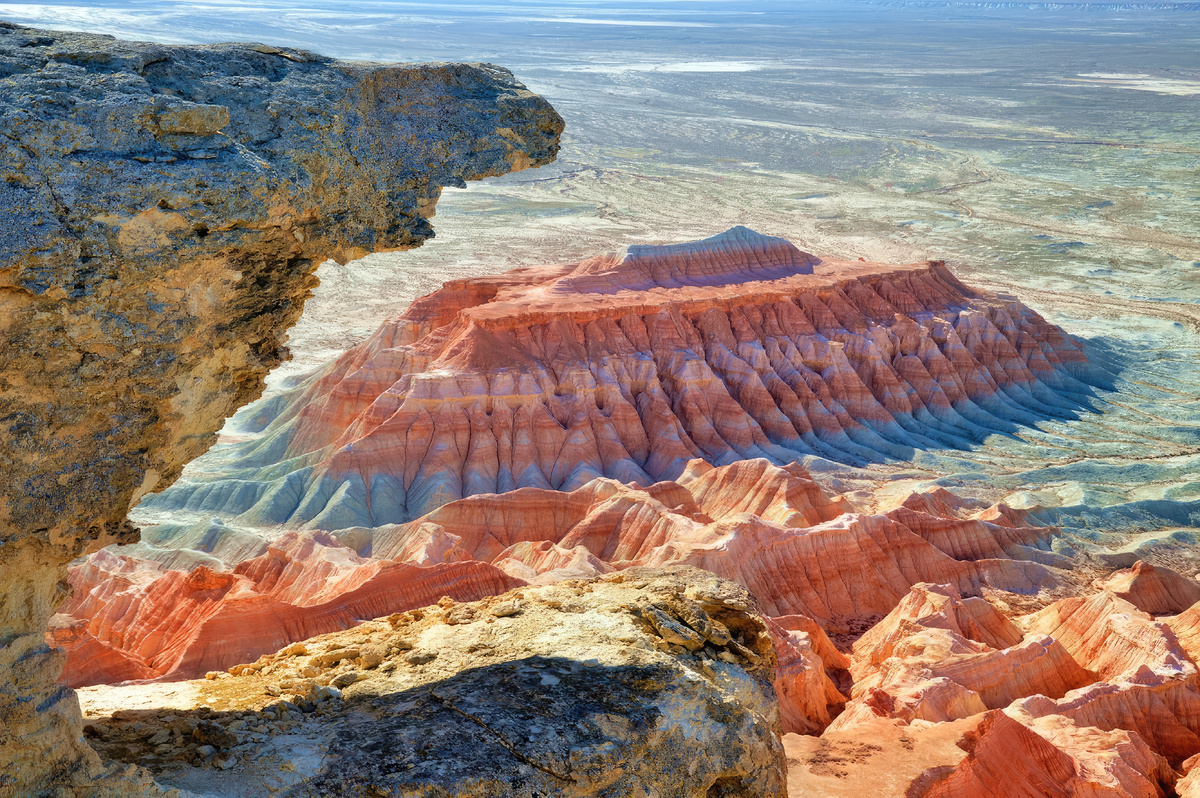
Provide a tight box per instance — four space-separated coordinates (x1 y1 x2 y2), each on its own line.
143 226 1092 530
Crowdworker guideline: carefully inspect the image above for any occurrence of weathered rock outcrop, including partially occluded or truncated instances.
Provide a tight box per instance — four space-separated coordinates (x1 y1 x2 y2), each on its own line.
829 583 1094 731
916 709 1177 798
0 23 561 797
1169 601 1200 665
1024 591 1196 684
78 568 788 798
141 226 1094 528
58 458 1065 724
57 535 522 685
1096 561 1200 616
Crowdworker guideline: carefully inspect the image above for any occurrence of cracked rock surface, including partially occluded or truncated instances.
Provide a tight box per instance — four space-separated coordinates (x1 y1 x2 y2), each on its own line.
0 22 561 797
79 567 787 798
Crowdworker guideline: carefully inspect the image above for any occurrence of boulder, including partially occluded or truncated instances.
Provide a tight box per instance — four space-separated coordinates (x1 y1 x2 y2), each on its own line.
78 568 789 798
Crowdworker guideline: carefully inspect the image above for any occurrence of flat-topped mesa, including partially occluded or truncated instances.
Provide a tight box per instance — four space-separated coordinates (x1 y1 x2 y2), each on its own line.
149 227 1093 529
546 225 818 296
0 22 562 796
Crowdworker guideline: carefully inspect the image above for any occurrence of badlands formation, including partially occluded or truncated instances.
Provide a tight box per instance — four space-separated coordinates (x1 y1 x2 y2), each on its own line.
53 224 1200 796
5 19 1198 798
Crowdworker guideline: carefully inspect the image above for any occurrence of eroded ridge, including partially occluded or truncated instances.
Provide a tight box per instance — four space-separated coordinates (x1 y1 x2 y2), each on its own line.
71 466 1200 796
146 227 1093 531
61 457 1060 723
0 23 562 797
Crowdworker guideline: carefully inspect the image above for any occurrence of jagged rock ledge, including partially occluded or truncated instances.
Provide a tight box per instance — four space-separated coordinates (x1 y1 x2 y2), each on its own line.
77 568 787 798
0 23 562 797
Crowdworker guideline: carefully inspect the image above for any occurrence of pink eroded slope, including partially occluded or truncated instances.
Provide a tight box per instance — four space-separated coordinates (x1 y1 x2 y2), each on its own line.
143 227 1091 532
61 457 1061 727
58 535 521 685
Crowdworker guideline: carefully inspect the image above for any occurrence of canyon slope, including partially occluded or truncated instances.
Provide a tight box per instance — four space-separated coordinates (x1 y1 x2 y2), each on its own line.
0 23 562 798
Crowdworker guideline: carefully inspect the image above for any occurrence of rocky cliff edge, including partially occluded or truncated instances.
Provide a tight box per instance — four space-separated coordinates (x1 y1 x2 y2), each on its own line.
0 23 562 797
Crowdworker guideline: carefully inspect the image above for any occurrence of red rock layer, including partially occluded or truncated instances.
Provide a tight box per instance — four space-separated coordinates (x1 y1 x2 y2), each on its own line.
827 575 1200 791
144 228 1091 529
1023 591 1195 682
829 584 1094 731
57 535 521 686
766 615 850 734
918 709 1176 798
59 458 1061 719
1169 602 1200 665
1096 561 1200 616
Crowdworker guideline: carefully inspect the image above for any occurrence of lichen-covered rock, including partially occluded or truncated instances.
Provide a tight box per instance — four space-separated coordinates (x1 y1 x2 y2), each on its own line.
0 22 561 797
78 567 788 798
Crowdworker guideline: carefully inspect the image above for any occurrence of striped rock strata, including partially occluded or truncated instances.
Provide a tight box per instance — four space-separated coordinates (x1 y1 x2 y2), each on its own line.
142 226 1094 529
59 457 1065 740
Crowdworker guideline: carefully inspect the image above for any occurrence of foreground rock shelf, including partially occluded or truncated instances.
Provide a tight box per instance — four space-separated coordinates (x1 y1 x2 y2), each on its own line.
0 22 562 797
78 568 787 798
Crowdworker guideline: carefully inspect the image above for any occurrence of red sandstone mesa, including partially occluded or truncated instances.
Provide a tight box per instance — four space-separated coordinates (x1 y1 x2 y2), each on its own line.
141 226 1093 531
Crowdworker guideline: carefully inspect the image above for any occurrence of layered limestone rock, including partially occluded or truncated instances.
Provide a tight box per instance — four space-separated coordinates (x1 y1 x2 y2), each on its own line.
141 226 1094 528
76 568 789 798
0 23 561 797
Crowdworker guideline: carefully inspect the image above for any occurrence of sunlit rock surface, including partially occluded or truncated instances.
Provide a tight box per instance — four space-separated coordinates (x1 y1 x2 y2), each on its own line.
78 569 789 798
45 222 1200 797
828 583 1094 731
63 455 1073 746
1096 561 1200 616
0 22 561 797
